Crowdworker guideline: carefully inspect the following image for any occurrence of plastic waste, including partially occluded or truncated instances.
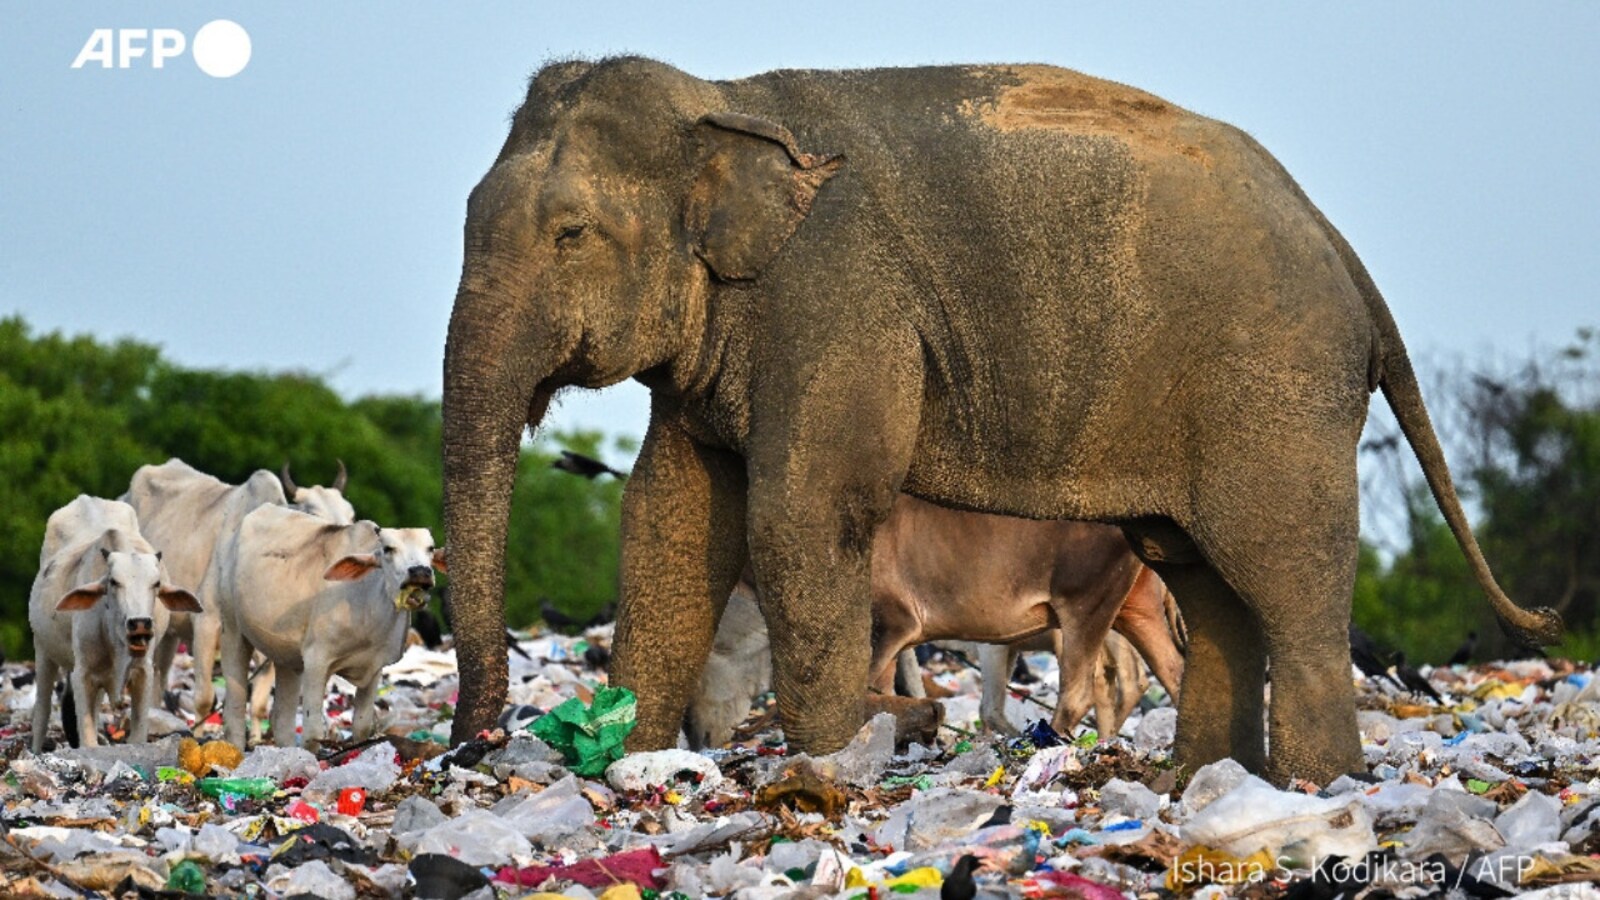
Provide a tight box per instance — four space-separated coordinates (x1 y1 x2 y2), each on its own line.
605 748 722 793
337 787 368 816
178 738 243 777
872 788 1006 851
401 808 533 866
493 846 666 891
820 711 897 787
230 744 321 783
1181 776 1376 867
166 859 206 894
196 776 277 800
531 685 638 776
1133 707 1177 751
277 858 357 900
1098 778 1161 820
1178 758 1251 817
303 741 401 801
1495 788 1562 849
410 853 490 900
392 795 449 836
495 773 596 842
1399 792 1506 862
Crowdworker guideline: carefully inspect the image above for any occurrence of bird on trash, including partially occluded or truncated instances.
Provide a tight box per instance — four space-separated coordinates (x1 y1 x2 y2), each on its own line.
1390 651 1444 704
1447 630 1478 667
1349 626 1405 691
551 450 628 480
941 854 980 900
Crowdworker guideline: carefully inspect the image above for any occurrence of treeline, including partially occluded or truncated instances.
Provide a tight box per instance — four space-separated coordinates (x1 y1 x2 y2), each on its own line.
0 317 629 660
1354 328 1600 664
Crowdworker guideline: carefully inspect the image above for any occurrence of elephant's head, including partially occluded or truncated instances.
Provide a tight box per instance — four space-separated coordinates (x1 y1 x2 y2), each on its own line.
441 57 843 742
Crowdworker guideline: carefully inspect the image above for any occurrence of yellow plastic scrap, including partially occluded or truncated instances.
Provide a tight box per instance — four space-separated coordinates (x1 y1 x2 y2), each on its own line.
178 738 244 777
985 765 1006 788
1026 820 1051 836
597 885 643 900
1166 845 1279 892
846 867 870 889
883 867 944 890
1473 681 1525 701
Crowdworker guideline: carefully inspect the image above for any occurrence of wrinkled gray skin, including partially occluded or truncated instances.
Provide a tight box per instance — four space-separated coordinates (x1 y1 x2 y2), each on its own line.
442 57 1560 783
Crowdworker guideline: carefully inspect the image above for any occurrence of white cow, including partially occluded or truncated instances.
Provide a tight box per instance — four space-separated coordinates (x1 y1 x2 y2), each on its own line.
218 506 443 748
122 458 354 722
29 496 201 752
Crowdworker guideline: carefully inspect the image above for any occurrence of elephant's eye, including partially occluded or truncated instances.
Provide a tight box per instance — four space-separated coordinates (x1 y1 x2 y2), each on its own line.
555 223 587 248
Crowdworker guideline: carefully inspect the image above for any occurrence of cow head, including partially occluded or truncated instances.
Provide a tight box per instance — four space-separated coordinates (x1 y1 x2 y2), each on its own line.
280 460 356 524
57 547 202 656
324 526 445 612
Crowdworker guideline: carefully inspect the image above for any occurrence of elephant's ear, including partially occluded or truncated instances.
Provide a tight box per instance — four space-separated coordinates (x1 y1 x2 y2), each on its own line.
685 112 844 282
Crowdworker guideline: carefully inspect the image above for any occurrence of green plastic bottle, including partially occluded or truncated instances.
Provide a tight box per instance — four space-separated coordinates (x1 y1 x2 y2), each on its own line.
196 776 277 799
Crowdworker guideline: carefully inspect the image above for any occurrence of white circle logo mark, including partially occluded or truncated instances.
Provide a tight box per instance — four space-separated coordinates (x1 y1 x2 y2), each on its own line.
192 20 250 78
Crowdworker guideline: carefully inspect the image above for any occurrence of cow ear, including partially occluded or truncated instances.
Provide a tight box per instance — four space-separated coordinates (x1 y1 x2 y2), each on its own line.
684 113 844 282
431 547 448 574
159 586 203 613
324 554 379 581
57 582 106 611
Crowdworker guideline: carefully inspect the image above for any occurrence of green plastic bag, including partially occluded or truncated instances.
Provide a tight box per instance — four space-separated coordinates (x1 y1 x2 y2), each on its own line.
531 686 637 776
167 859 206 894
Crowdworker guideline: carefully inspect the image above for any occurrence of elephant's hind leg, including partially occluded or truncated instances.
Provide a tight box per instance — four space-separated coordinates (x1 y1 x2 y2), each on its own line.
1186 456 1365 785
1143 557 1267 774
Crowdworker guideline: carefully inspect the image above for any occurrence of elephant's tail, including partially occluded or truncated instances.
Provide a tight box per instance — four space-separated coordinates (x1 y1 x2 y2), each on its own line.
1370 324 1562 648
1339 227 1563 649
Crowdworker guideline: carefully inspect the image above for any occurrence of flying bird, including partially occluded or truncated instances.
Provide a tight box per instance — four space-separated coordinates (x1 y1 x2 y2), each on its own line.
551 450 628 480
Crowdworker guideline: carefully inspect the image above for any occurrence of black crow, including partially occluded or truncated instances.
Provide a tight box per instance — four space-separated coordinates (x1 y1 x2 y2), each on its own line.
551 450 627 480
1391 651 1444 704
1447 630 1478 667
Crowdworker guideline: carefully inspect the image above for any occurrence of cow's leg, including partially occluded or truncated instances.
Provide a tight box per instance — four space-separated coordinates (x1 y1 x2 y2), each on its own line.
219 628 253 748
298 655 331 749
152 631 179 713
248 660 274 745
190 613 222 721
31 657 57 753
894 650 926 698
271 666 302 747
979 643 1019 735
126 664 151 743
350 677 380 740
70 669 99 747
1094 640 1120 733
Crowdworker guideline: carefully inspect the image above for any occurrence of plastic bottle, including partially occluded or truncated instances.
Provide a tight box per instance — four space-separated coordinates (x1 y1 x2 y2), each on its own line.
196 777 277 799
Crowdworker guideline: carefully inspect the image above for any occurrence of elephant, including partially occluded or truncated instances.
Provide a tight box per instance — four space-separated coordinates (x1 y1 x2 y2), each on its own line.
441 56 1561 783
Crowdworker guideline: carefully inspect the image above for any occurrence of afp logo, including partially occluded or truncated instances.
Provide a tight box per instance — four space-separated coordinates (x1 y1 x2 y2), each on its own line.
72 20 252 78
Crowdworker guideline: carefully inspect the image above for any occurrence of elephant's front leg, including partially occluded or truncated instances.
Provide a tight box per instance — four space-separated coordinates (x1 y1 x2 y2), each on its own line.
744 351 923 755
611 407 748 751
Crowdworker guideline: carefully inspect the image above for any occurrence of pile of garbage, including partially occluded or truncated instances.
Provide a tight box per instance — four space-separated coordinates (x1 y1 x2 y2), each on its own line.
2 629 1598 898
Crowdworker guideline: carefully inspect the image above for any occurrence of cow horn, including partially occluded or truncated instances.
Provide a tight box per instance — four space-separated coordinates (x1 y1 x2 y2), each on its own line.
333 459 348 492
280 462 299 498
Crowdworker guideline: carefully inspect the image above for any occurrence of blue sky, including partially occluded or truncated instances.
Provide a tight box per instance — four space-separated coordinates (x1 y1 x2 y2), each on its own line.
3 2 1597 460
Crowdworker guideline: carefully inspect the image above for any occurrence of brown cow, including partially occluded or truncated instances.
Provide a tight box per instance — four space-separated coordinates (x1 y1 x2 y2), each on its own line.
686 495 1184 747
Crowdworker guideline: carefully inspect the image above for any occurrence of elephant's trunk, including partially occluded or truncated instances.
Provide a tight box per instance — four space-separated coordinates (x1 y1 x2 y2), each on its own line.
441 277 558 745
